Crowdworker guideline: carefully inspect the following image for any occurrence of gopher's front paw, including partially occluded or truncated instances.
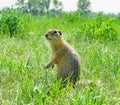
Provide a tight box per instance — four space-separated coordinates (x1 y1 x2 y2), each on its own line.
44 65 49 69
44 64 51 69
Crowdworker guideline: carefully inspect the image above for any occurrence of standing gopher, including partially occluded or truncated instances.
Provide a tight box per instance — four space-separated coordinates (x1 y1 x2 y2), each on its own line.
45 29 80 86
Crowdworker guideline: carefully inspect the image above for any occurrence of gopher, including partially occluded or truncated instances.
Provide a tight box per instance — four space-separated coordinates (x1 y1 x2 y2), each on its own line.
45 29 80 86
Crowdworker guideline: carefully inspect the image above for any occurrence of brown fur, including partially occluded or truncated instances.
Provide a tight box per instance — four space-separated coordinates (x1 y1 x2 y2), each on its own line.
45 29 80 85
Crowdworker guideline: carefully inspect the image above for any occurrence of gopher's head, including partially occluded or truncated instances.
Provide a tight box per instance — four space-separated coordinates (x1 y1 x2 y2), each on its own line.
45 29 63 43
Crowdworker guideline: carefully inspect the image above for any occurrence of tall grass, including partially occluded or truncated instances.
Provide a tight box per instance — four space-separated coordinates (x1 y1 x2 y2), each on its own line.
0 12 120 105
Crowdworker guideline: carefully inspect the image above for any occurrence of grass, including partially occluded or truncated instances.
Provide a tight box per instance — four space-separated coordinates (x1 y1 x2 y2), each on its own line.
0 15 120 105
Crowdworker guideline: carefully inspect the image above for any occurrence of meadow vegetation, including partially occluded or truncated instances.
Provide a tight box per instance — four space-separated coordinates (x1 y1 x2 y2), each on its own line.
0 10 120 105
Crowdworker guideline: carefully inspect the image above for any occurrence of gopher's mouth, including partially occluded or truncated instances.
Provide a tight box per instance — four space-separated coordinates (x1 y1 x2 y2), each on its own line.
46 37 52 40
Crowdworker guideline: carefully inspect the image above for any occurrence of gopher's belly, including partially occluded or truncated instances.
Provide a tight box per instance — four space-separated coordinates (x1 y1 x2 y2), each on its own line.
56 54 79 81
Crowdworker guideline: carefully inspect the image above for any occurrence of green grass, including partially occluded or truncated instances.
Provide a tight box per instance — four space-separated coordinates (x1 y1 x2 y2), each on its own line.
0 15 120 105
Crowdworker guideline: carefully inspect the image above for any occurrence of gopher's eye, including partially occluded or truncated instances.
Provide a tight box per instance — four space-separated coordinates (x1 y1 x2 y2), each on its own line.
53 31 57 34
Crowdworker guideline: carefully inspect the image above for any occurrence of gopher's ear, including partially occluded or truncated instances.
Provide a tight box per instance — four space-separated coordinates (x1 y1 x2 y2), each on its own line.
58 30 62 36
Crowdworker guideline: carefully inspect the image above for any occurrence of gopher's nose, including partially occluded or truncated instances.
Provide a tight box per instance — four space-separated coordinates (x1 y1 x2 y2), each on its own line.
45 34 48 37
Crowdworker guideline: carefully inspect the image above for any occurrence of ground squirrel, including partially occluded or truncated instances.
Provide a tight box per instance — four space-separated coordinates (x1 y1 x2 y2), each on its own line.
45 29 80 86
